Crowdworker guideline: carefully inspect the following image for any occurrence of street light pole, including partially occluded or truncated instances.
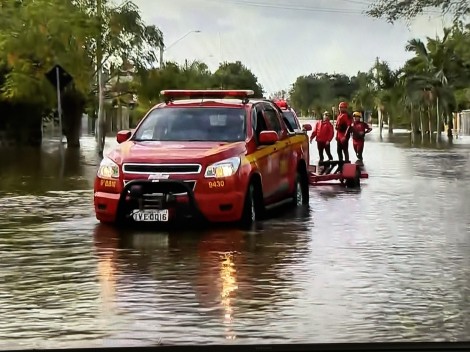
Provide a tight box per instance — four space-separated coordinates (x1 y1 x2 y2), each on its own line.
159 30 201 69
96 0 105 156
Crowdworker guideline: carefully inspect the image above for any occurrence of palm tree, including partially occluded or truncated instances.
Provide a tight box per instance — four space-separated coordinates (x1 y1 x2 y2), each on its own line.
405 30 454 141
370 58 400 136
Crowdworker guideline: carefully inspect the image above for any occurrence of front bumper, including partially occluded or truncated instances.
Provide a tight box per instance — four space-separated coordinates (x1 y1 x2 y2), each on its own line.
94 179 245 224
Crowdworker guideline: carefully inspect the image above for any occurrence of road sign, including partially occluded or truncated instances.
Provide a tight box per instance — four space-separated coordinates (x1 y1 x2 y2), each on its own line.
45 65 73 145
45 64 73 91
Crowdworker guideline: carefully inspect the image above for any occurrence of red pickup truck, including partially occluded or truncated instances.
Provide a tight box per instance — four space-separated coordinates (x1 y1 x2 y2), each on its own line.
93 90 312 227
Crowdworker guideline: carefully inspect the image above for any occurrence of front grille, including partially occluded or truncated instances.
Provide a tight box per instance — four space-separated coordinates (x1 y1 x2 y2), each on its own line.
124 180 196 195
139 181 196 209
123 163 201 174
141 194 165 210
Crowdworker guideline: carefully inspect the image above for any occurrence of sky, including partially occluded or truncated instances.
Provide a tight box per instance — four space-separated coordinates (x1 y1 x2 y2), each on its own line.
131 0 451 96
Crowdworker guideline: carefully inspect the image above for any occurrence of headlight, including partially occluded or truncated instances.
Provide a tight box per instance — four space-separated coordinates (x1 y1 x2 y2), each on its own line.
204 157 241 178
97 157 120 178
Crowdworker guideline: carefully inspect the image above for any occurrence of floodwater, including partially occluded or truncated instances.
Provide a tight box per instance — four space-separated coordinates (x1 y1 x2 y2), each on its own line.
1 126 470 349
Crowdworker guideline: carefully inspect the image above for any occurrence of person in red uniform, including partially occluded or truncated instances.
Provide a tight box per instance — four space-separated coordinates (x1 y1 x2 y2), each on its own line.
349 111 372 161
310 111 334 162
335 101 352 163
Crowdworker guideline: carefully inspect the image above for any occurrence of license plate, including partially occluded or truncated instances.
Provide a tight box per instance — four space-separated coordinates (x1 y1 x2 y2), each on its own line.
132 209 169 222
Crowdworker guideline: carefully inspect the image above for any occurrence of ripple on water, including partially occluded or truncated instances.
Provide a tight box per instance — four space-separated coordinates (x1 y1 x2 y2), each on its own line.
1 135 470 347
0 190 94 229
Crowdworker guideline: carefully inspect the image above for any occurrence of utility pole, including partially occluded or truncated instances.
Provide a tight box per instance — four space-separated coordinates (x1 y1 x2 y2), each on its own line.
55 66 63 146
96 0 105 156
159 45 164 69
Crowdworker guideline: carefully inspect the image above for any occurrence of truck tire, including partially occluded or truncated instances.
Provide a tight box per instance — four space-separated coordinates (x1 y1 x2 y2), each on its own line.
240 182 263 228
292 172 309 206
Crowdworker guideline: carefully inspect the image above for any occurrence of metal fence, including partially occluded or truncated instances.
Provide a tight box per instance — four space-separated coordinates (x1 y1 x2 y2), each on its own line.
455 110 470 136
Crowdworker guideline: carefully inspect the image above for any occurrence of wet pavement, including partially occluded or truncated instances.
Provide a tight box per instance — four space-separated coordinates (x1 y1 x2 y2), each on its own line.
1 127 470 348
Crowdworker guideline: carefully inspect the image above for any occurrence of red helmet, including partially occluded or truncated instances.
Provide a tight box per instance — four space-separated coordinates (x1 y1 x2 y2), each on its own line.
338 101 348 109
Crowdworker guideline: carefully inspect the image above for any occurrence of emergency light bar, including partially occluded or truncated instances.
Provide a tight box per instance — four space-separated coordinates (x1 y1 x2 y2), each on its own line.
160 89 255 101
274 99 289 109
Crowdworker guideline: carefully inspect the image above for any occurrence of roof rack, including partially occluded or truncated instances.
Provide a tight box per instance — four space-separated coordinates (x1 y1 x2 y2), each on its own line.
160 89 255 103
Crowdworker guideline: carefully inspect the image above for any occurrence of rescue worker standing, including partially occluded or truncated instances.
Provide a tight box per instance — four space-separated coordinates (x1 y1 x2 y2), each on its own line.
350 111 372 161
310 111 334 162
335 101 352 163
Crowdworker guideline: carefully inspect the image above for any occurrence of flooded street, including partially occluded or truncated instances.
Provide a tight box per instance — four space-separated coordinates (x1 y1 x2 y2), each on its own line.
1 128 470 349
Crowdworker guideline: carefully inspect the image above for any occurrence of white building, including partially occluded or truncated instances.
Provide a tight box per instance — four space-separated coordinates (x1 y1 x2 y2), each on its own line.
452 110 470 136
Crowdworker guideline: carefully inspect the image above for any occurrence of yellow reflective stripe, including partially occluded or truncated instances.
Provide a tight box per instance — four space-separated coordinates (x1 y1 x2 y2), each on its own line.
289 135 307 144
242 135 307 165
246 145 276 163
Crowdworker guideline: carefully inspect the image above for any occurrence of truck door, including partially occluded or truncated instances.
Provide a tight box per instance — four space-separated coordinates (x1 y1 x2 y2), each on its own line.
262 102 291 200
251 104 279 202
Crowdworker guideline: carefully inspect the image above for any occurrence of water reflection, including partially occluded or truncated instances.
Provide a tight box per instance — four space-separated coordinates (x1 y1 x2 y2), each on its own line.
94 227 119 314
92 211 312 344
2 131 470 347
220 252 237 340
0 145 92 195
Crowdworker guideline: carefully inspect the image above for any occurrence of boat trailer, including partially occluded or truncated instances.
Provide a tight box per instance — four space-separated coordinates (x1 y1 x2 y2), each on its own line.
308 160 368 188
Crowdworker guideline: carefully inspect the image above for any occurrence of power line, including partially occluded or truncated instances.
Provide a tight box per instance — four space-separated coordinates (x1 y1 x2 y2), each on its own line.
334 0 442 15
201 0 441 16
330 0 376 6
202 0 366 15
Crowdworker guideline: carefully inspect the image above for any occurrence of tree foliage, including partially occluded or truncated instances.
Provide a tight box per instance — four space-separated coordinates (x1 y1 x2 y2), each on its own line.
0 0 95 101
288 22 470 140
212 61 264 97
0 0 163 146
289 73 361 116
367 0 469 23
136 60 264 106
1 0 469 147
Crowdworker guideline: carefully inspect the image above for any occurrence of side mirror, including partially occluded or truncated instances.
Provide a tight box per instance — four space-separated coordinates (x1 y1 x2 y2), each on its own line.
302 124 312 131
259 130 279 145
117 130 132 144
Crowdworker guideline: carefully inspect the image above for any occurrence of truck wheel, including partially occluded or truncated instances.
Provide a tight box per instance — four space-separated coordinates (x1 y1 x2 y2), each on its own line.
292 172 309 206
240 182 262 228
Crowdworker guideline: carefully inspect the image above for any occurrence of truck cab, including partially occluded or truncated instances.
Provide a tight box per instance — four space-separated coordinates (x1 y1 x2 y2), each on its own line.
94 90 312 228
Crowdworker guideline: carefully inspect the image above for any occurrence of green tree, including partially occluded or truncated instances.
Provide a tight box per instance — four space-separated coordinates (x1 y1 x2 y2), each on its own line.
287 21 470 144
351 71 376 113
289 73 360 117
136 60 264 105
211 61 264 97
0 0 94 146
367 0 469 23
402 25 470 140
370 58 402 135
0 0 163 148
84 0 163 153
136 60 213 105
449 23 470 110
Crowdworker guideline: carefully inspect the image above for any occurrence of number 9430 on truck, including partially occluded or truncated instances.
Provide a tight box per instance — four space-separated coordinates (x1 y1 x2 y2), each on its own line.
93 89 313 228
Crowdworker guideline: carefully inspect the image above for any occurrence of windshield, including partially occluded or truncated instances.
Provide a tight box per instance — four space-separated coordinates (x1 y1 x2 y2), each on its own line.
133 107 246 142
282 110 300 131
